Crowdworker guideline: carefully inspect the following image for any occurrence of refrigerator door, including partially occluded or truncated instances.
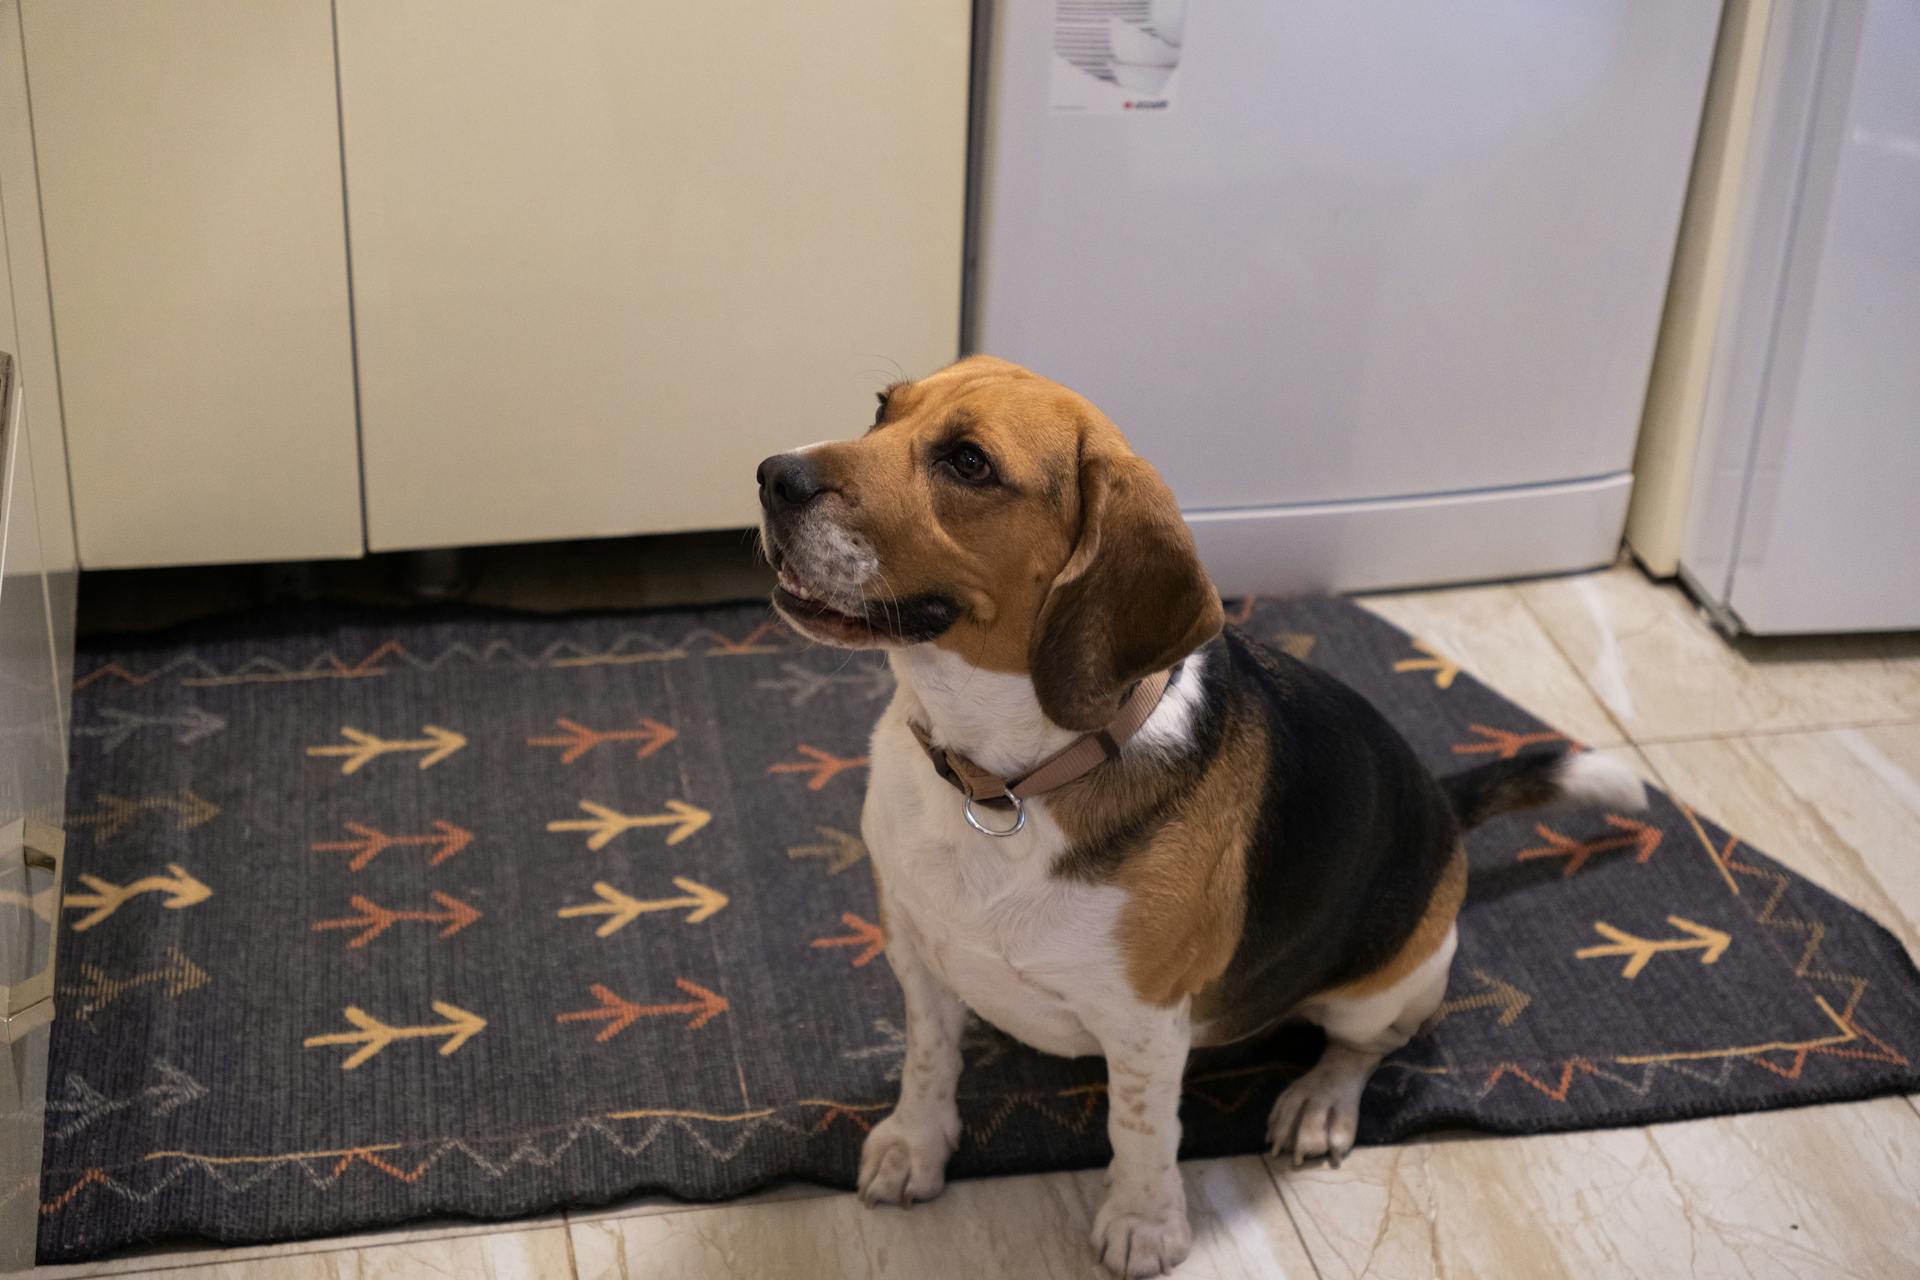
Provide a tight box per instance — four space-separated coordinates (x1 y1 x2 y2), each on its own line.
973 1 1720 511
1684 0 1920 634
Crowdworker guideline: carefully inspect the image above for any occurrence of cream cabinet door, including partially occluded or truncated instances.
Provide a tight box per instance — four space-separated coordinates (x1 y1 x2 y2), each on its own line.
24 0 363 568
335 1 969 551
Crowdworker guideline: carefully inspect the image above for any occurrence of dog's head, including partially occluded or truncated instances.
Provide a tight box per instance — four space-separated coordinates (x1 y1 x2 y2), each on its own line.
755 356 1222 730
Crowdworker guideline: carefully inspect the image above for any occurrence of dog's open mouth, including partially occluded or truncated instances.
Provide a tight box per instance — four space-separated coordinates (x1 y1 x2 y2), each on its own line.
773 564 886 645
770 559 961 648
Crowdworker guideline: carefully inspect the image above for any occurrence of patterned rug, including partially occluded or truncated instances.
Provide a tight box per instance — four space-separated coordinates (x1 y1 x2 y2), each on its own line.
28 596 1920 1262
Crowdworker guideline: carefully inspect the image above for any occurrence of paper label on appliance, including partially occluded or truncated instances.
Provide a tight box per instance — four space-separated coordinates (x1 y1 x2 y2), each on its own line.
1050 0 1186 114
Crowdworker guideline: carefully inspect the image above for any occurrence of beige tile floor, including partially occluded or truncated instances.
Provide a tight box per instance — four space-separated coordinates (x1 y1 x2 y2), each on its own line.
39 564 1920 1279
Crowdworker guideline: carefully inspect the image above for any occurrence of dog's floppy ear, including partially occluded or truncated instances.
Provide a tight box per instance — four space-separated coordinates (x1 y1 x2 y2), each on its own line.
1029 452 1224 731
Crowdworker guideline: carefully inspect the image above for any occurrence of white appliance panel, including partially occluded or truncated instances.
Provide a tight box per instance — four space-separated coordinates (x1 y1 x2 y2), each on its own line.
974 1 1721 514
974 1 1720 592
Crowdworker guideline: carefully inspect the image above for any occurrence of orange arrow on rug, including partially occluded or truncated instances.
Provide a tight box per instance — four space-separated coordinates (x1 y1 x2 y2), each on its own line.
556 980 730 1040
1516 815 1662 877
811 912 886 967
311 820 473 872
769 745 869 791
528 717 678 764
312 892 483 949
1452 724 1570 759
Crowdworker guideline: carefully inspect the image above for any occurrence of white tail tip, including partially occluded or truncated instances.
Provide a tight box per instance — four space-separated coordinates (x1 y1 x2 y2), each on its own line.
1554 751 1648 811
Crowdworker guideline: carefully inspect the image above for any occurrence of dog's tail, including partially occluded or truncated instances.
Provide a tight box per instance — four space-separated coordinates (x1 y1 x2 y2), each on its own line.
1442 749 1647 830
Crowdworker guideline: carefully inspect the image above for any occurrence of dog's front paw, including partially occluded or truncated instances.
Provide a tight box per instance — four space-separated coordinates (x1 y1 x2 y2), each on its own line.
1092 1177 1191 1277
857 1110 957 1208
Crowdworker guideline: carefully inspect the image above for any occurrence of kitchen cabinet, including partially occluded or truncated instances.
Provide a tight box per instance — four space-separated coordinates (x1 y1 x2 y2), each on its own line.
23 0 363 568
18 1 969 565
334 0 969 550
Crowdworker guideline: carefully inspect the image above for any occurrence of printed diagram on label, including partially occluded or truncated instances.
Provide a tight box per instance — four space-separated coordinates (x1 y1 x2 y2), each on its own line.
1052 0 1187 114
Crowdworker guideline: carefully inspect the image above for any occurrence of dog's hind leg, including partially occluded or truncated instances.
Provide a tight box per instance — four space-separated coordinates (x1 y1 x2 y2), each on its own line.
1269 922 1457 1165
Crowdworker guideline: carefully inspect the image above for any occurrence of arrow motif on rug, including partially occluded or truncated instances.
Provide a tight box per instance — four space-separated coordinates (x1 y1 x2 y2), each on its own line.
1576 916 1731 980
556 979 730 1039
74 706 226 752
1430 968 1531 1028
1452 724 1570 760
694 622 788 656
69 789 220 845
60 948 210 1021
811 912 886 967
1518 815 1662 877
787 827 867 876
306 725 466 774
755 662 893 706
768 745 869 791
63 864 212 932
311 819 473 872
48 1059 208 1140
547 799 711 850
1275 632 1316 661
1392 639 1461 689
304 1001 488 1069
312 892 483 949
843 1016 1009 1081
527 716 678 764
557 878 728 936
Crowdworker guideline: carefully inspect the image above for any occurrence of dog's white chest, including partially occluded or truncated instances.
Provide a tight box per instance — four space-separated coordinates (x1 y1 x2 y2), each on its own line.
862 709 1127 1060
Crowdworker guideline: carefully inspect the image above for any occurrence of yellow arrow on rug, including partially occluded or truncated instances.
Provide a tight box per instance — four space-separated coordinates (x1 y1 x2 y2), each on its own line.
547 799 710 850
63 864 212 932
1575 916 1731 980
307 725 466 775
557 878 728 936
1391 639 1461 689
304 1001 488 1070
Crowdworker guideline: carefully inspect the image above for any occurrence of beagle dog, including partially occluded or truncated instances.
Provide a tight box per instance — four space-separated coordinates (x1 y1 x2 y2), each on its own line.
755 357 1643 1277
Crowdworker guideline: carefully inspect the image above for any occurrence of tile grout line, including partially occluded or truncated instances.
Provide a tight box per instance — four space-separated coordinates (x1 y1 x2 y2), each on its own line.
1724 731 1920 952
1510 580 1639 748
41 1218 574 1279
562 1207 582 1279
1257 1156 1330 1280
1633 714 1920 748
1513 571 1920 747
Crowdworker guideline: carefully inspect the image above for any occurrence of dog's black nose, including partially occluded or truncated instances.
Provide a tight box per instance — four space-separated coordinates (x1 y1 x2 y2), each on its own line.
757 453 825 515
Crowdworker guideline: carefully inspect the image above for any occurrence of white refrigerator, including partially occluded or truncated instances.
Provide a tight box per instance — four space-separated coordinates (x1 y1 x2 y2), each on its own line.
970 1 1724 594
1681 0 1920 635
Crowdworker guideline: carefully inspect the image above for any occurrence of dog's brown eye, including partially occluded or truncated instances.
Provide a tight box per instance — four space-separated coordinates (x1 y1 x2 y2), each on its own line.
944 443 994 484
873 391 889 426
